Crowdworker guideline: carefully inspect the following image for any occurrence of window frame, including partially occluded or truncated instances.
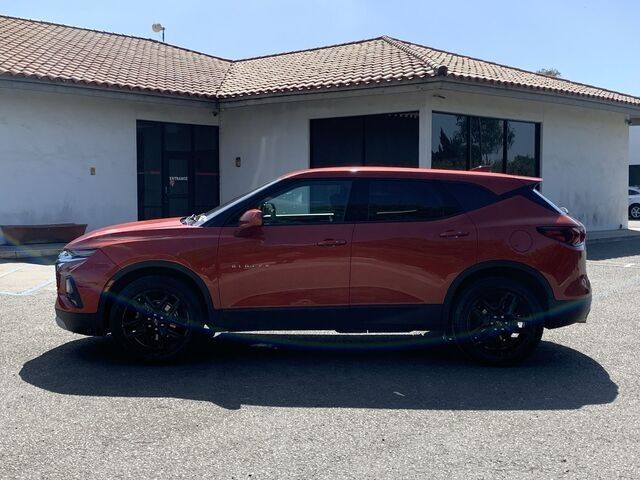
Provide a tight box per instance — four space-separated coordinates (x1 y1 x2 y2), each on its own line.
431 111 541 177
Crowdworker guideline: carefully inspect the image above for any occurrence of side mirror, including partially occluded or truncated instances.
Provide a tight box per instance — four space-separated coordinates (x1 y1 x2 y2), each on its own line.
235 209 263 237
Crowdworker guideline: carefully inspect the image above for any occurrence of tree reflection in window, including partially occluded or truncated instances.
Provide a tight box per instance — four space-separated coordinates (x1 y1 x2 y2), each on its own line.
431 114 467 170
432 112 539 176
506 121 537 176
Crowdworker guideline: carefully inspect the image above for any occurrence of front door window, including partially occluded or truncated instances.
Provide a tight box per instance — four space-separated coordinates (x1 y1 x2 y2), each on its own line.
259 181 352 225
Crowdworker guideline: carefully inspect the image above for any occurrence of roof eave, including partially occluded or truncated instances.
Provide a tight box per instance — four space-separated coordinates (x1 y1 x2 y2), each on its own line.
218 76 640 116
436 77 640 116
0 74 220 108
3 69 639 117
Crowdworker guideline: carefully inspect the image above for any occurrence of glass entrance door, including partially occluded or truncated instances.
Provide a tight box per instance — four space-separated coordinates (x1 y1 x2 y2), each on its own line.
137 121 219 220
164 123 191 217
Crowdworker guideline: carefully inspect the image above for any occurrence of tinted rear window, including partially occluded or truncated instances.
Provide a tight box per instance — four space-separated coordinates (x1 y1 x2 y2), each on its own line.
366 180 459 221
529 188 563 213
441 181 499 212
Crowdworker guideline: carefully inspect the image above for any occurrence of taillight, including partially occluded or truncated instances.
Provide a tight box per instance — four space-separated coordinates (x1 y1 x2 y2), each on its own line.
537 226 586 247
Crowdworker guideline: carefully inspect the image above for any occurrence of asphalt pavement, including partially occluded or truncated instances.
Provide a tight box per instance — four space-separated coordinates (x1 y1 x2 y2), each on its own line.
1 240 639 479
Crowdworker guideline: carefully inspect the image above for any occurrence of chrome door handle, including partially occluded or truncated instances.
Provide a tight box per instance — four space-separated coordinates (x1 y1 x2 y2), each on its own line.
316 239 347 247
439 230 469 239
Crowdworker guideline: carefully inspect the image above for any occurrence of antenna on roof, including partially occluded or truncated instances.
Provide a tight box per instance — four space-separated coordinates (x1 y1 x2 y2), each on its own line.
151 23 165 42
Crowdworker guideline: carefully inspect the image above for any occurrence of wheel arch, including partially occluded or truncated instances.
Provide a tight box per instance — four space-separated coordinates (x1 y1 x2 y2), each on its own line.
98 261 216 332
442 260 554 333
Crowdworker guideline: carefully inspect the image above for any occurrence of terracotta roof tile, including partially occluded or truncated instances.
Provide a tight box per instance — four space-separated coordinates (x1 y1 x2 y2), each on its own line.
1 15 639 108
0 15 231 98
393 37 640 107
218 37 433 98
222 36 640 107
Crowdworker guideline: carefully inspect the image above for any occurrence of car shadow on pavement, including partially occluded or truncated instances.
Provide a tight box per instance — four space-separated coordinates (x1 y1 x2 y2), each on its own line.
20 334 617 411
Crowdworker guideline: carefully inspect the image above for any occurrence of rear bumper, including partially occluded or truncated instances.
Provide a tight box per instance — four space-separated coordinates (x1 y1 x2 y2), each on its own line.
55 308 106 336
544 295 591 329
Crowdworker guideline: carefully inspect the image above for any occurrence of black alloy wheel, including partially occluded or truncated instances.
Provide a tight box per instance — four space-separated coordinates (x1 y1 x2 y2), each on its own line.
110 276 202 361
451 277 544 366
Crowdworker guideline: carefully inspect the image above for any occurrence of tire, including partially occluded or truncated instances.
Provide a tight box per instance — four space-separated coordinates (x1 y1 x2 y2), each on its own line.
450 277 544 366
109 275 203 362
629 204 640 220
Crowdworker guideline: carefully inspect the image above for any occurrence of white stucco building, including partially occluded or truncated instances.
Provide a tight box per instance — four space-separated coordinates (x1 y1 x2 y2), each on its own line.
1 15 640 244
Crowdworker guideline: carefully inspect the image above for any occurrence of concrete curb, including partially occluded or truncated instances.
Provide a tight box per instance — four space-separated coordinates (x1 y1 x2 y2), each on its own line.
0 243 65 260
587 231 640 246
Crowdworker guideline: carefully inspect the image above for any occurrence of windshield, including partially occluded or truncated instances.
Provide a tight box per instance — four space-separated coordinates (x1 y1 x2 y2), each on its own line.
193 178 280 226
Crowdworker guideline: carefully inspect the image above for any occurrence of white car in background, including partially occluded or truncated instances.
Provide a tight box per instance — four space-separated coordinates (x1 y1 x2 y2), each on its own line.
629 187 640 219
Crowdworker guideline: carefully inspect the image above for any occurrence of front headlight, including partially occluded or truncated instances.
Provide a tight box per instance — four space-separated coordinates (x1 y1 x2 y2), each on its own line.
57 249 97 264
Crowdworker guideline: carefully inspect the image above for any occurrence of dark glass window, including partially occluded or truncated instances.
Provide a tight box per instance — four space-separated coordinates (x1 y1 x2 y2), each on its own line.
432 112 540 176
311 112 419 168
431 113 467 170
136 122 163 219
366 180 456 222
310 116 363 167
193 125 220 214
506 121 537 177
441 181 499 212
136 121 219 220
258 180 352 225
630 166 640 188
470 117 504 172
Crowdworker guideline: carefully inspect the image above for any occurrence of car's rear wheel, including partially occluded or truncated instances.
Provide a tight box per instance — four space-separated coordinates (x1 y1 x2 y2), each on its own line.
109 275 202 362
629 204 640 220
451 277 544 366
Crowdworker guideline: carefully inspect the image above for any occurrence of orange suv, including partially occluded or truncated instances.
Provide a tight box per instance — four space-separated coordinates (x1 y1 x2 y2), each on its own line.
55 167 591 365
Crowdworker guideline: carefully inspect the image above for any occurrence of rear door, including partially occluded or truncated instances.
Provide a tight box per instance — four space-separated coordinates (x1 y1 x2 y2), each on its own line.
349 178 477 307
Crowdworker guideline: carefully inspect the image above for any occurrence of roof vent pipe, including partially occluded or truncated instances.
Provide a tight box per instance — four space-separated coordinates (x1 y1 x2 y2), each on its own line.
437 65 448 76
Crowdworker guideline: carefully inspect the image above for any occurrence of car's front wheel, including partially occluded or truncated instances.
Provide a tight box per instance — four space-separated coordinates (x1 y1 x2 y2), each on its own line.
629 204 640 220
451 277 544 366
109 275 203 361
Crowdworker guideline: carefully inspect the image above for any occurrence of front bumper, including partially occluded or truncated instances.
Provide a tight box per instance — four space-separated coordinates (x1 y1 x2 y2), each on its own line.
54 249 118 335
545 295 591 329
55 308 106 336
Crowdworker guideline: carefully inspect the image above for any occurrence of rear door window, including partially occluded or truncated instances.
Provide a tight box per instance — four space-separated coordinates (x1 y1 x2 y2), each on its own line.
366 179 459 222
440 181 499 212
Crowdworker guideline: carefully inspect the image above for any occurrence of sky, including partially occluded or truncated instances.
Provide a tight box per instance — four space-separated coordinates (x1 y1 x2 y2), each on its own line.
1 0 639 96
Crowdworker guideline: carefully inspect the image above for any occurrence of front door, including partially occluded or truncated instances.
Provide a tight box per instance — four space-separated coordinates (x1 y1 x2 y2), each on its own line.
136 121 219 220
217 179 355 313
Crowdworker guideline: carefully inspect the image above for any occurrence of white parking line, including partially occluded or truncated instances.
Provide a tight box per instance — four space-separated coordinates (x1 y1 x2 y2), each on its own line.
0 266 25 279
0 278 54 296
